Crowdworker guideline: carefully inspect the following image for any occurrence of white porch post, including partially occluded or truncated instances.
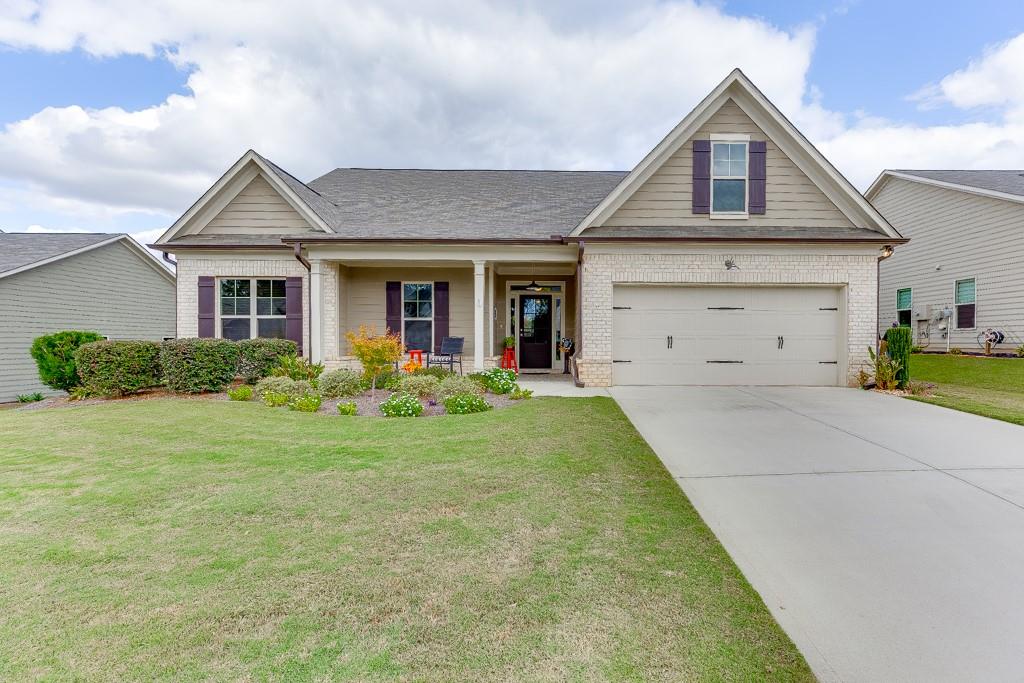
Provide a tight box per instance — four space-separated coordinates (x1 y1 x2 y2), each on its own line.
309 259 323 363
487 264 495 358
473 259 485 370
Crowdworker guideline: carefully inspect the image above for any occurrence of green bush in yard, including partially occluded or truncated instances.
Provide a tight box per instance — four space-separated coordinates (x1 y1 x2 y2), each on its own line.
75 340 163 397
254 377 313 400
288 393 322 413
411 366 454 379
884 326 913 389
30 330 104 392
435 375 484 402
510 385 533 400
236 338 297 384
16 393 44 403
337 401 358 416
270 353 324 383
380 392 423 417
227 385 253 401
262 390 291 408
160 338 239 393
318 369 364 398
397 373 440 399
475 368 518 394
444 393 492 415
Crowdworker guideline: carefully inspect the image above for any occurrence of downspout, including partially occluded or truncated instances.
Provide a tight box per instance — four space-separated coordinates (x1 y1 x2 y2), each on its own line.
877 244 895 352
161 252 177 267
292 242 311 271
292 242 312 360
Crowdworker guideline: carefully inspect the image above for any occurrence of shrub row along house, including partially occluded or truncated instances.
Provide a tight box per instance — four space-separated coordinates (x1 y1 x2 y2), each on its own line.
153 70 904 387
0 232 175 402
868 170 1024 352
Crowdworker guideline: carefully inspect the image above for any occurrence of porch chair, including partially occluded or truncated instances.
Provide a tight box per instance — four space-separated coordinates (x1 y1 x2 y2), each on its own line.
427 336 464 375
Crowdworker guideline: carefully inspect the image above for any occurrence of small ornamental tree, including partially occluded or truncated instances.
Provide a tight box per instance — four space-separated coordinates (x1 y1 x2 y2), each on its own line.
346 325 403 398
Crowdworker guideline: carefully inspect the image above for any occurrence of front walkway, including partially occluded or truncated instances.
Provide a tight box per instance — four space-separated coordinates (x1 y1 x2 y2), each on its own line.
516 374 609 397
612 385 1024 683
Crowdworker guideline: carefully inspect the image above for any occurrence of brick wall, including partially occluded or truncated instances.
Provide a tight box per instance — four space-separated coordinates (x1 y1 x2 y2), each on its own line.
175 253 310 354
575 248 878 387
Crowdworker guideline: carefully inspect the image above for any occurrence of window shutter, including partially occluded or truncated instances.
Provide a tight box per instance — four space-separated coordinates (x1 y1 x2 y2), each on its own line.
434 282 449 354
285 276 303 355
197 276 215 338
692 140 711 214
749 140 766 214
385 281 401 337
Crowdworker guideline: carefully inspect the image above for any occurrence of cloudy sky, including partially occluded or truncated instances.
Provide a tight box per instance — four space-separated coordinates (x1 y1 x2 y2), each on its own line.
0 0 1022 247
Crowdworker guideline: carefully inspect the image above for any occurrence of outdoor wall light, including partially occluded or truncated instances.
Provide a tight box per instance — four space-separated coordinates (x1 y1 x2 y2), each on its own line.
724 259 740 270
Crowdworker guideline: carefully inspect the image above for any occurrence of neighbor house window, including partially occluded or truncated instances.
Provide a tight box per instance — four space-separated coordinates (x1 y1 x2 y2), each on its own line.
711 139 748 214
403 282 433 351
896 288 912 326
219 278 287 341
955 278 976 329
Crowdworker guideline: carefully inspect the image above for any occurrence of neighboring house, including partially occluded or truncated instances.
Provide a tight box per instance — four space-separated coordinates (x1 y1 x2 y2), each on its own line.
868 170 1024 352
0 233 176 401
153 69 902 387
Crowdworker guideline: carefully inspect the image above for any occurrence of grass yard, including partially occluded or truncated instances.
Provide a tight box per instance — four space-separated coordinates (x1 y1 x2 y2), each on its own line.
909 353 1024 425
0 398 810 682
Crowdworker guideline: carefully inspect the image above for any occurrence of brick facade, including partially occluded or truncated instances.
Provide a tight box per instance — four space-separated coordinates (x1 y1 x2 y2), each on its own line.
574 247 879 387
175 253 310 354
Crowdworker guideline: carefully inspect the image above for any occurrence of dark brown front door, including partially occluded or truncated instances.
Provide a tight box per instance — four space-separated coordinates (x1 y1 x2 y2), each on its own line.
518 294 552 369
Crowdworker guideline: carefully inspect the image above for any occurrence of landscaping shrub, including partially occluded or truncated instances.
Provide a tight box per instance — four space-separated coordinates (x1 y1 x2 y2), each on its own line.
288 393 322 412
1016 345 1024 358
444 393 492 415
75 340 163 397
436 375 485 402
884 326 912 389
911 345 923 354
476 368 518 394
254 376 313 400
270 353 324 383
318 368 364 398
510 385 533 400
397 373 440 399
412 366 454 379
236 338 297 384
16 392 44 403
161 338 239 393
29 330 104 392
227 385 253 401
337 401 358 416
346 325 403 396
262 391 291 407
867 346 901 390
380 392 423 417
949 347 963 355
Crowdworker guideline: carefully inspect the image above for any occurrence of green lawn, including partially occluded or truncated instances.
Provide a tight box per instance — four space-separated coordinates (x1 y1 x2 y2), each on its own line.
0 398 810 682
909 354 1024 425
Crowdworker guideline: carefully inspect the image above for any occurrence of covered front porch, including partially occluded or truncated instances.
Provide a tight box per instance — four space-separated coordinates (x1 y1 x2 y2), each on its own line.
300 242 579 374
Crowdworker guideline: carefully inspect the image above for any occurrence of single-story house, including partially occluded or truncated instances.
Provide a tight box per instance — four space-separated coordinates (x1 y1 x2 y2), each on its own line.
868 170 1024 352
153 69 903 387
0 232 176 401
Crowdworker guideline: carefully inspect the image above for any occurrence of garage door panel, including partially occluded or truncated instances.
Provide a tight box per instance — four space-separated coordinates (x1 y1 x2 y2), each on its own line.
611 285 842 386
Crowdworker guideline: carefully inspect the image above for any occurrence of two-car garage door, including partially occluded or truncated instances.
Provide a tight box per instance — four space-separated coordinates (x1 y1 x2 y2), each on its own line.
612 286 843 386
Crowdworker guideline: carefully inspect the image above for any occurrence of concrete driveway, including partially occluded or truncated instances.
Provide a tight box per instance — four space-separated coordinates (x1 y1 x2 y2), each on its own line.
610 386 1024 683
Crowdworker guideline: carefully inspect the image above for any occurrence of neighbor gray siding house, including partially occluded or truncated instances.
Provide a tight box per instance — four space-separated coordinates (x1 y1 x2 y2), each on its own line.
0 233 176 401
868 170 1024 352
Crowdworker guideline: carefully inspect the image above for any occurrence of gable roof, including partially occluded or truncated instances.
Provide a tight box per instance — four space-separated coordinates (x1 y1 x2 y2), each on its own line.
866 170 1024 205
0 233 175 282
571 69 902 240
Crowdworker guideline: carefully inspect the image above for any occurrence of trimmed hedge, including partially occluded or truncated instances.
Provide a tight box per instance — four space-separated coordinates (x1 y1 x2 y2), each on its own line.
75 340 163 396
30 330 105 392
884 326 912 389
236 338 297 384
161 338 239 393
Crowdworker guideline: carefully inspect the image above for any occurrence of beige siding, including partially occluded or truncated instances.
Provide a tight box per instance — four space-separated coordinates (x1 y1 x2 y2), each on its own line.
600 99 855 229
340 267 476 354
0 241 176 401
876 177 1024 349
201 175 313 235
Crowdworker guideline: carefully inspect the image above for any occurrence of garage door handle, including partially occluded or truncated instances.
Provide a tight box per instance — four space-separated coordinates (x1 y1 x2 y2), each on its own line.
778 335 784 349
706 360 743 364
667 335 673 349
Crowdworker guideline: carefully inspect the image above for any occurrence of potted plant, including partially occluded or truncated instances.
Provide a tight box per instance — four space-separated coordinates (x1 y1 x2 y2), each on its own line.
503 336 516 349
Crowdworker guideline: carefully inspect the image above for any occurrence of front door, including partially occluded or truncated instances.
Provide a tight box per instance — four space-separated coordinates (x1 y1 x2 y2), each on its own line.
518 294 552 369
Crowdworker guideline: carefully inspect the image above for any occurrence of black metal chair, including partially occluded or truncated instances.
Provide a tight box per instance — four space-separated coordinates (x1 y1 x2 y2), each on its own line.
427 336 464 374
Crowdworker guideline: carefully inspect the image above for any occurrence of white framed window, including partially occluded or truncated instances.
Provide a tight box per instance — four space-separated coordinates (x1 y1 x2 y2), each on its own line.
896 288 912 326
954 278 976 329
219 278 287 340
402 282 433 351
710 134 749 216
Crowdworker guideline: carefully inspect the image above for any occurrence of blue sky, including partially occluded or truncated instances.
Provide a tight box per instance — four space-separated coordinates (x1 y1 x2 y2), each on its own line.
0 0 1021 244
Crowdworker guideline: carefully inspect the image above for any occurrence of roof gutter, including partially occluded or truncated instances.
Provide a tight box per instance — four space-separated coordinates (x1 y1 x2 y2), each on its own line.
561 235 909 244
280 236 566 245
293 242 311 271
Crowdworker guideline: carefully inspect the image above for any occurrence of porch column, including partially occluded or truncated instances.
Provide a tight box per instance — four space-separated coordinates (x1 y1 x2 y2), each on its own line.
473 259 485 370
487 264 495 358
309 259 323 363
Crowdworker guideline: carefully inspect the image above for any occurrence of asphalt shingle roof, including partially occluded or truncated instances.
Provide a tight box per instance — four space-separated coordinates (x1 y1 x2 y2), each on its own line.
0 232 119 275
895 170 1024 198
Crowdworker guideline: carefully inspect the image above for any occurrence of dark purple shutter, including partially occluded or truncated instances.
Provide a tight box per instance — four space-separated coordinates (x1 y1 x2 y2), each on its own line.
285 276 303 355
385 281 401 337
692 140 711 214
749 140 767 214
433 282 449 354
197 276 215 338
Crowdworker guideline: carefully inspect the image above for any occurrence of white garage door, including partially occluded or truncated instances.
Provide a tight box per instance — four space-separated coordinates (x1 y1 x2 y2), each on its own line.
612 286 842 386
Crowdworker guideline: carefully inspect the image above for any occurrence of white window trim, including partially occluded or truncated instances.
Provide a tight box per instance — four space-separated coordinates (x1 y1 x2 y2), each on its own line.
954 277 977 330
709 135 749 219
401 280 435 352
216 277 287 340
